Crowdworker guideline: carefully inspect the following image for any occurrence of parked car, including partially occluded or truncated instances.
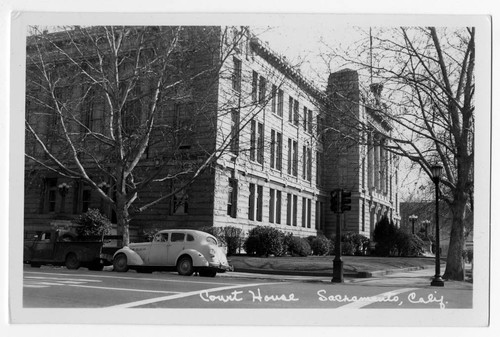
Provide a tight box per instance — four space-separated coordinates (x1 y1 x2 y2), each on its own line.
24 229 122 270
112 229 232 277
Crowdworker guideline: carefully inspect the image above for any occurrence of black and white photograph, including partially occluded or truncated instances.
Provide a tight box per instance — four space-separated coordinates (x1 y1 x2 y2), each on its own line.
2 0 495 333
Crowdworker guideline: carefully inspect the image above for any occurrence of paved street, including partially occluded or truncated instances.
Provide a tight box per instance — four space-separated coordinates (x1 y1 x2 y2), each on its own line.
23 265 472 309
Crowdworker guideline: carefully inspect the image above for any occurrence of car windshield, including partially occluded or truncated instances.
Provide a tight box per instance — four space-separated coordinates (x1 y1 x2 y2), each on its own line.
206 236 217 246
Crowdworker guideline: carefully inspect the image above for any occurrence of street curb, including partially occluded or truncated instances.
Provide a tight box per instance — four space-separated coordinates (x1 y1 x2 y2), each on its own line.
232 265 427 279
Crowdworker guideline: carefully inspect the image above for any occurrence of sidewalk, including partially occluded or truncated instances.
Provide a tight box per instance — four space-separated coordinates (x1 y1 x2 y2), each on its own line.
223 255 473 289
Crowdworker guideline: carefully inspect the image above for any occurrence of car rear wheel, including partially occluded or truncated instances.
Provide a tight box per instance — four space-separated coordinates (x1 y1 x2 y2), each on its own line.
65 253 81 270
113 254 129 272
176 256 194 276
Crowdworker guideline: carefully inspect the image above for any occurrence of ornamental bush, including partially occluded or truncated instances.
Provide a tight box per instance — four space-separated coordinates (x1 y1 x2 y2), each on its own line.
308 235 331 256
394 232 425 256
243 226 285 257
73 208 112 239
373 216 398 256
285 235 312 257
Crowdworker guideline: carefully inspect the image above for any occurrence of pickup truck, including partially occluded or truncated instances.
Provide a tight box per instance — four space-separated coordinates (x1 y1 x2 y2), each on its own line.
24 229 122 271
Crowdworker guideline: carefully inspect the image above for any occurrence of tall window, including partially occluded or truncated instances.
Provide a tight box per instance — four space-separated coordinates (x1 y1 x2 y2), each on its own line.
269 189 275 223
230 108 240 155
302 197 307 227
256 185 263 221
308 109 313 133
227 178 238 218
276 191 282 224
271 84 277 114
72 180 92 214
302 145 307 180
288 96 293 123
248 183 262 222
258 76 266 105
292 140 298 177
269 189 282 224
293 195 298 226
276 132 282 171
307 199 312 228
293 100 299 126
303 107 308 131
257 122 264 164
307 147 312 182
248 183 255 220
41 178 58 213
287 138 292 175
277 89 284 117
270 130 282 170
232 57 242 93
250 120 256 161
286 193 292 226
252 71 258 103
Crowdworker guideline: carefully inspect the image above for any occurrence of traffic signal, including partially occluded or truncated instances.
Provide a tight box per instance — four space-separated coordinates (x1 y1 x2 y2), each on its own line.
341 190 352 212
330 190 340 213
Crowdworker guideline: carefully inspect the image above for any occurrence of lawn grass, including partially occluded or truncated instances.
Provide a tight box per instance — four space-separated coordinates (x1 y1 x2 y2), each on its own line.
228 255 439 274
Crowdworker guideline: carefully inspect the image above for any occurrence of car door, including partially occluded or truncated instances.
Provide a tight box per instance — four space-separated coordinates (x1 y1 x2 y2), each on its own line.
31 232 55 261
166 232 186 266
146 233 169 266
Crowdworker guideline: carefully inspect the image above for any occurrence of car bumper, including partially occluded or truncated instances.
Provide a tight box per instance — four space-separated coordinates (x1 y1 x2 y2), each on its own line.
208 262 233 273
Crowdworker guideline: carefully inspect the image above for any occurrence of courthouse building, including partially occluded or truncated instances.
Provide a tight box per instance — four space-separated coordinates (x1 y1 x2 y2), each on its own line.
24 26 400 240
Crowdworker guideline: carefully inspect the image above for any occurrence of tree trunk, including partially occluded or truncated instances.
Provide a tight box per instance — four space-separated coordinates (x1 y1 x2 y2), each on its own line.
443 195 467 281
116 194 131 247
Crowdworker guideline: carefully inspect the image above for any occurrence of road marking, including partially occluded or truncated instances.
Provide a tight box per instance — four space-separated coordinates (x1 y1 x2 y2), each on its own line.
66 284 182 294
339 288 417 309
107 282 283 308
25 276 102 283
24 285 50 288
24 271 233 286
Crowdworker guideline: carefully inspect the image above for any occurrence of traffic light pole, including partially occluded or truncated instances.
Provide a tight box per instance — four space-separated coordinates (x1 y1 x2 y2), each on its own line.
332 188 344 283
332 210 343 283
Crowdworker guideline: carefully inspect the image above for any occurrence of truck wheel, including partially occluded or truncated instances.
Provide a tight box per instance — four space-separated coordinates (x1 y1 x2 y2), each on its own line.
113 254 129 272
65 253 81 270
176 256 194 276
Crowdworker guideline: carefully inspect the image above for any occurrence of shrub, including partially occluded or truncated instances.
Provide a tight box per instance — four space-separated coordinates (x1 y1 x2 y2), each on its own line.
373 216 397 256
343 232 370 256
309 235 331 256
394 232 425 256
73 208 112 239
223 226 243 256
285 235 312 257
199 226 226 245
243 226 285 257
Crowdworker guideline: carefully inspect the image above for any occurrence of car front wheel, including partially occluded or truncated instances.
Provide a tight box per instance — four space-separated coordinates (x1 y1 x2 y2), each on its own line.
113 254 129 272
176 256 194 276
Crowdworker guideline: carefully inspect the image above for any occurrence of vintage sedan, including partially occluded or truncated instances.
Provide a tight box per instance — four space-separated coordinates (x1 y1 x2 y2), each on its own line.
112 229 232 277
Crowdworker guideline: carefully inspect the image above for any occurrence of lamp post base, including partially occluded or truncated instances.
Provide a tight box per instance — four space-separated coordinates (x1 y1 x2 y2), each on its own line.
331 259 344 283
431 276 445 287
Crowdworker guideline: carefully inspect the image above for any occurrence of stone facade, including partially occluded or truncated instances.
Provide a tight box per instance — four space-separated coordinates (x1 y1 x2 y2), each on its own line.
24 26 400 240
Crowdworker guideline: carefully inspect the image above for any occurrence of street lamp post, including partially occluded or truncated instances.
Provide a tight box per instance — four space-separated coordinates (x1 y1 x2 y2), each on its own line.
409 214 418 234
430 164 445 287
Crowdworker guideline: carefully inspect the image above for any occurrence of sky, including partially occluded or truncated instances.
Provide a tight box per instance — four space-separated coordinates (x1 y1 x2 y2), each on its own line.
254 24 432 201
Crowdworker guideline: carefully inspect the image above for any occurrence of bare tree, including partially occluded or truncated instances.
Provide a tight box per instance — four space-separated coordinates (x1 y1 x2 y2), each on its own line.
25 25 280 246
322 27 474 280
